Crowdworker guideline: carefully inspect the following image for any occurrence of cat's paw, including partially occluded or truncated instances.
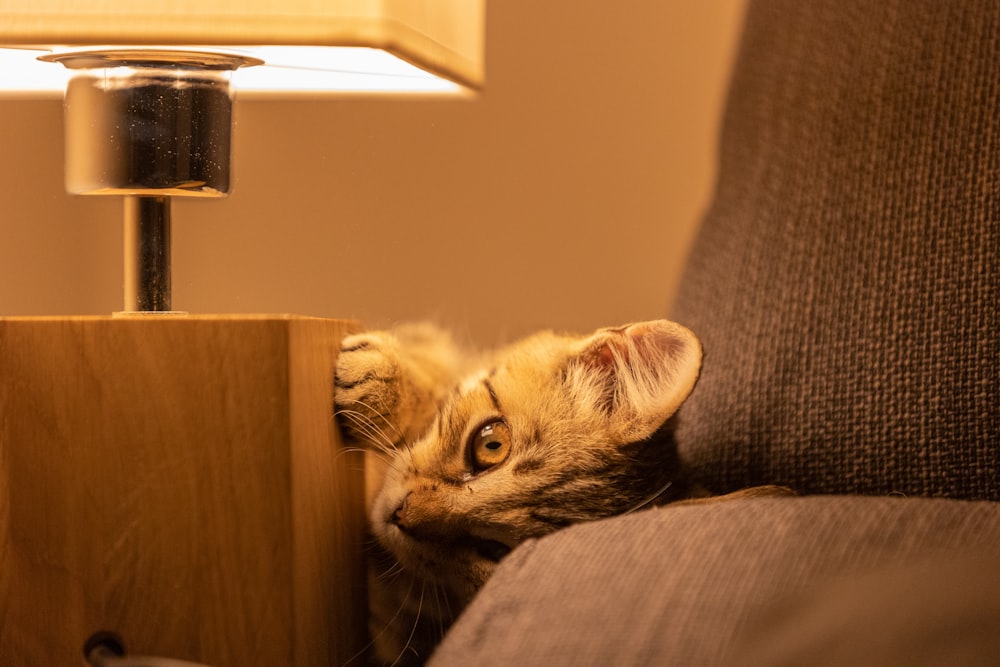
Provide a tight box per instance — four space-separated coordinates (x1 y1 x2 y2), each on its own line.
335 323 467 449
334 331 408 448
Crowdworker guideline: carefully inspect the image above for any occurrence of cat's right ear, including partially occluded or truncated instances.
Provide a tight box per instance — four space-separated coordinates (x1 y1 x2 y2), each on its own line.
569 320 702 442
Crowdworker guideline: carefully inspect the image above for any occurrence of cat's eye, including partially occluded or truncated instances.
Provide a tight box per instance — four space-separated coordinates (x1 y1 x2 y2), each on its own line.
469 419 512 473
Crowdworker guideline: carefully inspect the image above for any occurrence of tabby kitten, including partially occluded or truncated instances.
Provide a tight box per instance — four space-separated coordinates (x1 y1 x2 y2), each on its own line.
334 320 706 665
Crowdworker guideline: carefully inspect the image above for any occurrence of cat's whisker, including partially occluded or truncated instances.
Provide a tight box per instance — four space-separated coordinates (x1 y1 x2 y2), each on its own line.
430 582 451 645
340 578 386 666
340 399 392 430
340 636 375 667
338 442 392 467
347 396 406 442
623 479 674 515
346 573 414 666
332 444 388 470
362 536 385 554
344 399 403 439
376 559 406 583
346 407 406 457
427 583 441 640
335 407 389 445
335 408 401 456
391 579 427 667
338 444 378 458
349 562 420 667
364 542 407 585
334 409 380 445
438 582 455 628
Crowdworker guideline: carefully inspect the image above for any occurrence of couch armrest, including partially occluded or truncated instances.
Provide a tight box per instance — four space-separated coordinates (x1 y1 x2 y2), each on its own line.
430 496 1000 666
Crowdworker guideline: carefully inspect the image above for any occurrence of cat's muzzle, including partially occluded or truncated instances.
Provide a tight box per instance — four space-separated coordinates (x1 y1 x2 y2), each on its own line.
391 499 512 563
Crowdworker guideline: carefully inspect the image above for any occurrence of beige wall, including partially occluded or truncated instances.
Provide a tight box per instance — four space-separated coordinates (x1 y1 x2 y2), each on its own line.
0 0 745 346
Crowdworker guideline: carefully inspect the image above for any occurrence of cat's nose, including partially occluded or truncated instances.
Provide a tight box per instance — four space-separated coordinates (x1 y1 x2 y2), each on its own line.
389 490 447 540
390 492 412 529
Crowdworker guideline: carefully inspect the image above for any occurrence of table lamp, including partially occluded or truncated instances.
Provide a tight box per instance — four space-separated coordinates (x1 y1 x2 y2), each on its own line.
0 3 484 665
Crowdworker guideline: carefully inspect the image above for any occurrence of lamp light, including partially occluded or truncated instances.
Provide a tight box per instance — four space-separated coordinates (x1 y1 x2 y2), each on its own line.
0 1 484 93
0 0 484 311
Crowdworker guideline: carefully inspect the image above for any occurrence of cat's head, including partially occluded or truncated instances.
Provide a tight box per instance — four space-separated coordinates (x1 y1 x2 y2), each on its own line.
371 320 702 601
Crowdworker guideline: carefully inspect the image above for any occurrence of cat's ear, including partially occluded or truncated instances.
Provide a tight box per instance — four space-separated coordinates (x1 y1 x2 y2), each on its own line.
570 320 702 442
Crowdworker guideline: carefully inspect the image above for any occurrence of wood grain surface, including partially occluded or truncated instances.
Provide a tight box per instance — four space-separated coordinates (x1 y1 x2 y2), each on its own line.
0 315 366 666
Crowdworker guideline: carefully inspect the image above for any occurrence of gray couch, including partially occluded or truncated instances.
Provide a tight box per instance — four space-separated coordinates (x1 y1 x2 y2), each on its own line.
430 0 1000 664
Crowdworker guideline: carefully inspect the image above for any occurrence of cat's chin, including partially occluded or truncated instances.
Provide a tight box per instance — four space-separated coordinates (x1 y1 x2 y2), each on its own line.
378 524 513 599
456 535 512 564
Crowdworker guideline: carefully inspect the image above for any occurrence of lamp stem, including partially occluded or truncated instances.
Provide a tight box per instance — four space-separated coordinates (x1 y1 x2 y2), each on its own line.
124 196 172 312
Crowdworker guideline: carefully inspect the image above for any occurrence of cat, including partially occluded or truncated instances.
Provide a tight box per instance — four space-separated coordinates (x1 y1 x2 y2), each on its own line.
333 319 787 665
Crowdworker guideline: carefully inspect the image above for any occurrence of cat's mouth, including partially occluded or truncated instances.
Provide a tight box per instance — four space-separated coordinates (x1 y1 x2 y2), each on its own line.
459 536 512 563
392 521 513 564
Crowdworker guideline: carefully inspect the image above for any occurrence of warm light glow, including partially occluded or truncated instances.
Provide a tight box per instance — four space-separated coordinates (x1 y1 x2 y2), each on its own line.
0 46 463 96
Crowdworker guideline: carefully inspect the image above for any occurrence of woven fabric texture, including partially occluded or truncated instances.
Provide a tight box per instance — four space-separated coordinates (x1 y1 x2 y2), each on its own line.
727 548 1000 665
430 496 1000 666
672 0 1000 499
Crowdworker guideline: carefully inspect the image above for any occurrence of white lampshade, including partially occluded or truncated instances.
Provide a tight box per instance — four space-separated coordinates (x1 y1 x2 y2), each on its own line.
0 0 484 95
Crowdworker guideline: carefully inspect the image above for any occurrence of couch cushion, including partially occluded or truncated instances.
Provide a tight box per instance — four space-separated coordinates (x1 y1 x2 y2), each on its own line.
728 548 1000 665
671 0 1000 499
430 496 1000 666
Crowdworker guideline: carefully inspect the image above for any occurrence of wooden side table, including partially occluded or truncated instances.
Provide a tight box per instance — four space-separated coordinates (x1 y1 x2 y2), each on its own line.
0 315 366 666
